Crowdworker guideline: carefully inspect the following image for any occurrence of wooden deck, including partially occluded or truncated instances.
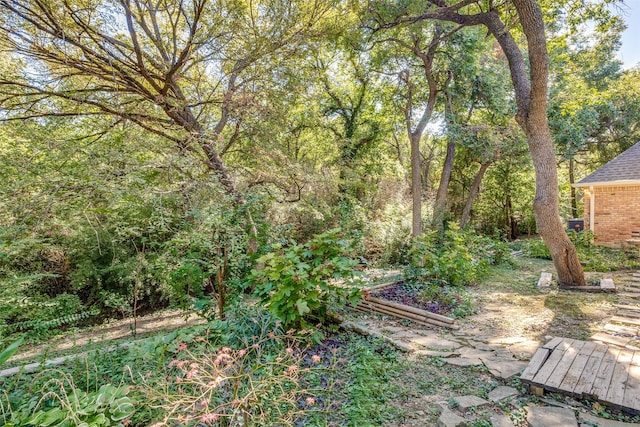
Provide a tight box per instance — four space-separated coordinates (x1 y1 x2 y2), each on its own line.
521 337 640 414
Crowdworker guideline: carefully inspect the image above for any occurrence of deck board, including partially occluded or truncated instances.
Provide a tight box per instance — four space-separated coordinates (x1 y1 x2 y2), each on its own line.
591 347 621 400
559 341 596 394
542 336 564 350
520 347 550 382
605 350 634 406
617 310 640 319
611 316 640 327
614 304 640 311
591 332 631 348
531 339 574 386
521 339 640 414
624 352 640 410
573 343 608 397
546 340 585 391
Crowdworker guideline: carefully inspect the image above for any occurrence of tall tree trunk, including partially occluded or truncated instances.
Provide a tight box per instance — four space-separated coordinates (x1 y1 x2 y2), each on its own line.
569 157 578 218
397 26 443 238
411 133 423 237
460 161 491 228
432 77 456 229
508 0 586 286
432 140 455 228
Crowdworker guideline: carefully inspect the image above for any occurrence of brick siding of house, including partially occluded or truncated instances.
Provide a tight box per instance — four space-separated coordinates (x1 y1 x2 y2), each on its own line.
584 185 640 246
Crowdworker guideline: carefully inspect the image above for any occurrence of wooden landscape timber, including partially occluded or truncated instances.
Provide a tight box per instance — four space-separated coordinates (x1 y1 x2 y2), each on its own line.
353 283 458 329
361 281 398 295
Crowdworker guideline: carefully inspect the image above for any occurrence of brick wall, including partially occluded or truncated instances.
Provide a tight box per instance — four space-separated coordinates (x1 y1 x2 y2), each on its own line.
583 185 640 247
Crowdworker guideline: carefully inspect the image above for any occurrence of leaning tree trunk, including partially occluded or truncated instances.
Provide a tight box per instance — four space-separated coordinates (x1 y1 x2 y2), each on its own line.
432 140 455 229
510 0 586 286
460 161 491 229
523 116 585 285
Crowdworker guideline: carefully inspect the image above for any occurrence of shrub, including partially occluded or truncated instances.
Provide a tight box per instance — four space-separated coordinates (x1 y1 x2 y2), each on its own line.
522 231 640 272
249 229 361 328
155 204 253 320
405 225 507 287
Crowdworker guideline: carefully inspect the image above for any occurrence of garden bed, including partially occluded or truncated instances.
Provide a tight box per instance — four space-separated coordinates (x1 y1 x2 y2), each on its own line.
355 282 458 329
368 282 461 315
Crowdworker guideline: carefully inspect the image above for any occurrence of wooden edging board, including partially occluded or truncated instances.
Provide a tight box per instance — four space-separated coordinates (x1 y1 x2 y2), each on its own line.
352 282 457 329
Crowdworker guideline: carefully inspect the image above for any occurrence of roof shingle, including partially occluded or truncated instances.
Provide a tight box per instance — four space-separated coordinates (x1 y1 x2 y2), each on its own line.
576 141 640 186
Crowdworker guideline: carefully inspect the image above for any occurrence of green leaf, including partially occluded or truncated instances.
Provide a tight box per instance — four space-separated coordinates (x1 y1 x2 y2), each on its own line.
295 299 310 316
0 337 23 366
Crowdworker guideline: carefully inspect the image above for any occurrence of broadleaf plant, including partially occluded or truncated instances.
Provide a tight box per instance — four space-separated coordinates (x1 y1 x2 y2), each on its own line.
250 229 361 328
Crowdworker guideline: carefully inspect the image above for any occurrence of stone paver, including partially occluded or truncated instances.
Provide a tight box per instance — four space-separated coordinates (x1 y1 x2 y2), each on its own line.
600 278 616 290
414 349 454 358
482 357 528 380
446 357 483 367
389 330 420 339
410 335 463 351
538 272 553 288
579 412 640 427
437 402 469 427
438 408 468 427
526 406 578 427
507 340 540 358
488 386 520 403
466 340 495 351
456 346 495 359
490 414 515 427
452 395 491 411
488 336 527 345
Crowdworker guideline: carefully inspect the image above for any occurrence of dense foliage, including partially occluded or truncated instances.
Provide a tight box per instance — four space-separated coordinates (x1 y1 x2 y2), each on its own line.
0 0 639 424
250 229 362 328
522 231 640 272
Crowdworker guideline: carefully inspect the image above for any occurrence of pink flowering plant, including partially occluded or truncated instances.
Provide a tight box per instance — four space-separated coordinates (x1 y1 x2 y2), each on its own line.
143 329 333 426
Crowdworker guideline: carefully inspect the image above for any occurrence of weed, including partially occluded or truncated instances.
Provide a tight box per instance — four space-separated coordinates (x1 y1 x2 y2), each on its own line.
144 330 327 427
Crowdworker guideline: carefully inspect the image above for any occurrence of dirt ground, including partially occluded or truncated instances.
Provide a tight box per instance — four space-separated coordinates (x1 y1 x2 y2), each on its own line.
466 257 621 343
350 257 639 426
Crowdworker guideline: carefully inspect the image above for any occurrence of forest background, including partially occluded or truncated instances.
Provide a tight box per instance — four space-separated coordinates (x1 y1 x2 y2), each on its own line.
1 0 640 337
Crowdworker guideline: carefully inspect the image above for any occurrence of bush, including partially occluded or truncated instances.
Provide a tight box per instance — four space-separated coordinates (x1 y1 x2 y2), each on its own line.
144 330 329 427
249 229 361 328
405 225 508 287
522 231 640 272
154 203 253 320
521 237 552 259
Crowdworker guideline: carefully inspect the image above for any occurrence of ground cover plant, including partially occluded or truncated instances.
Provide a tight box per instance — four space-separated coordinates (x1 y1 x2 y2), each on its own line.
521 230 640 272
368 226 511 318
0 303 409 427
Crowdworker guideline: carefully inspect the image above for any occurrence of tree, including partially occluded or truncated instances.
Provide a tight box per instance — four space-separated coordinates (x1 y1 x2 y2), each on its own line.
0 0 334 243
546 2 626 217
371 0 586 285
370 18 464 236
